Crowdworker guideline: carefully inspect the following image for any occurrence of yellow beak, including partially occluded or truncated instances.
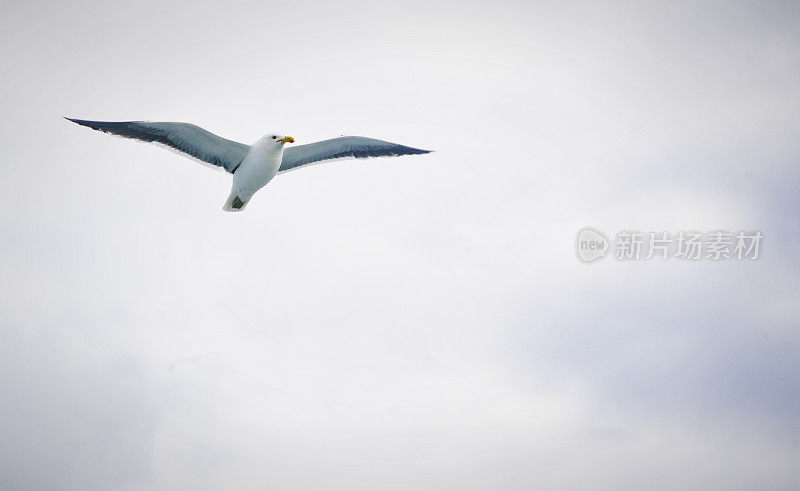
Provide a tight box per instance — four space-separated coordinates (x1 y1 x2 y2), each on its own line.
278 136 295 143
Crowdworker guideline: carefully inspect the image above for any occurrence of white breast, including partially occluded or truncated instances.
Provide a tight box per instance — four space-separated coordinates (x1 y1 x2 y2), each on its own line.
232 140 284 200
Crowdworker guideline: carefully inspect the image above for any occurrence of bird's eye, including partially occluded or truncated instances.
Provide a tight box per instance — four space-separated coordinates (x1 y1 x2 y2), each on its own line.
272 136 276 139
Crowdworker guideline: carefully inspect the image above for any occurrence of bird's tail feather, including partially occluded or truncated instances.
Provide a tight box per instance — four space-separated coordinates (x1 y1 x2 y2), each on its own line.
223 193 248 212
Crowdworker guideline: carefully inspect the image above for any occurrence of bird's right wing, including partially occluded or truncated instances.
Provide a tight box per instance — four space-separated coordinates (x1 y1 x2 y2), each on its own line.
66 118 250 173
279 136 431 173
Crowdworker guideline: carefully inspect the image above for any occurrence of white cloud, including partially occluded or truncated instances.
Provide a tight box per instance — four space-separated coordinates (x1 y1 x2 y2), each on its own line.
1 0 799 489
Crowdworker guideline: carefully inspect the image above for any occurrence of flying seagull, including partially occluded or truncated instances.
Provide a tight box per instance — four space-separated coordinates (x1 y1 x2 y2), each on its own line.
66 118 431 211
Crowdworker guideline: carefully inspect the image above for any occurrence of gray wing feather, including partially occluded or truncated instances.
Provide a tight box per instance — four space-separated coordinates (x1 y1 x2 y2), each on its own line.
279 136 431 173
66 118 250 173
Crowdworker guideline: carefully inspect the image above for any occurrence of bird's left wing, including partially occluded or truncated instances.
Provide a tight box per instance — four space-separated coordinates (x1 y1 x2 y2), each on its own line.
66 118 250 173
279 136 431 173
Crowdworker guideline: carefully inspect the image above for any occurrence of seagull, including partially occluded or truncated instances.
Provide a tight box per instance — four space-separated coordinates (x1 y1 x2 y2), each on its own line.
66 118 432 211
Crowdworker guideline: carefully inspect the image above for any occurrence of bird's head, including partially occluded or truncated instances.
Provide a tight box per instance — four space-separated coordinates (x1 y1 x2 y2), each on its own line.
264 133 295 146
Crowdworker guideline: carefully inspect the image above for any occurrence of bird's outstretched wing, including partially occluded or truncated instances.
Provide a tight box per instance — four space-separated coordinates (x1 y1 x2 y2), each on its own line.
66 118 250 173
279 136 431 173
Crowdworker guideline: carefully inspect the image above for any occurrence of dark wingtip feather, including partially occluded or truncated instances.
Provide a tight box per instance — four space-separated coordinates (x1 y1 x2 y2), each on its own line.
64 118 148 140
65 117 101 129
398 145 433 156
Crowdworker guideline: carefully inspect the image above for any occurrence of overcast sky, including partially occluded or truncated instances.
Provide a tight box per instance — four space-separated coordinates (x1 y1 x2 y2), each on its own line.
1 0 799 489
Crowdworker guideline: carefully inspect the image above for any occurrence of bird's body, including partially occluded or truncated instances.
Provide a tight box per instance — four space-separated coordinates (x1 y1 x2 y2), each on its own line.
66 118 431 212
224 134 287 211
